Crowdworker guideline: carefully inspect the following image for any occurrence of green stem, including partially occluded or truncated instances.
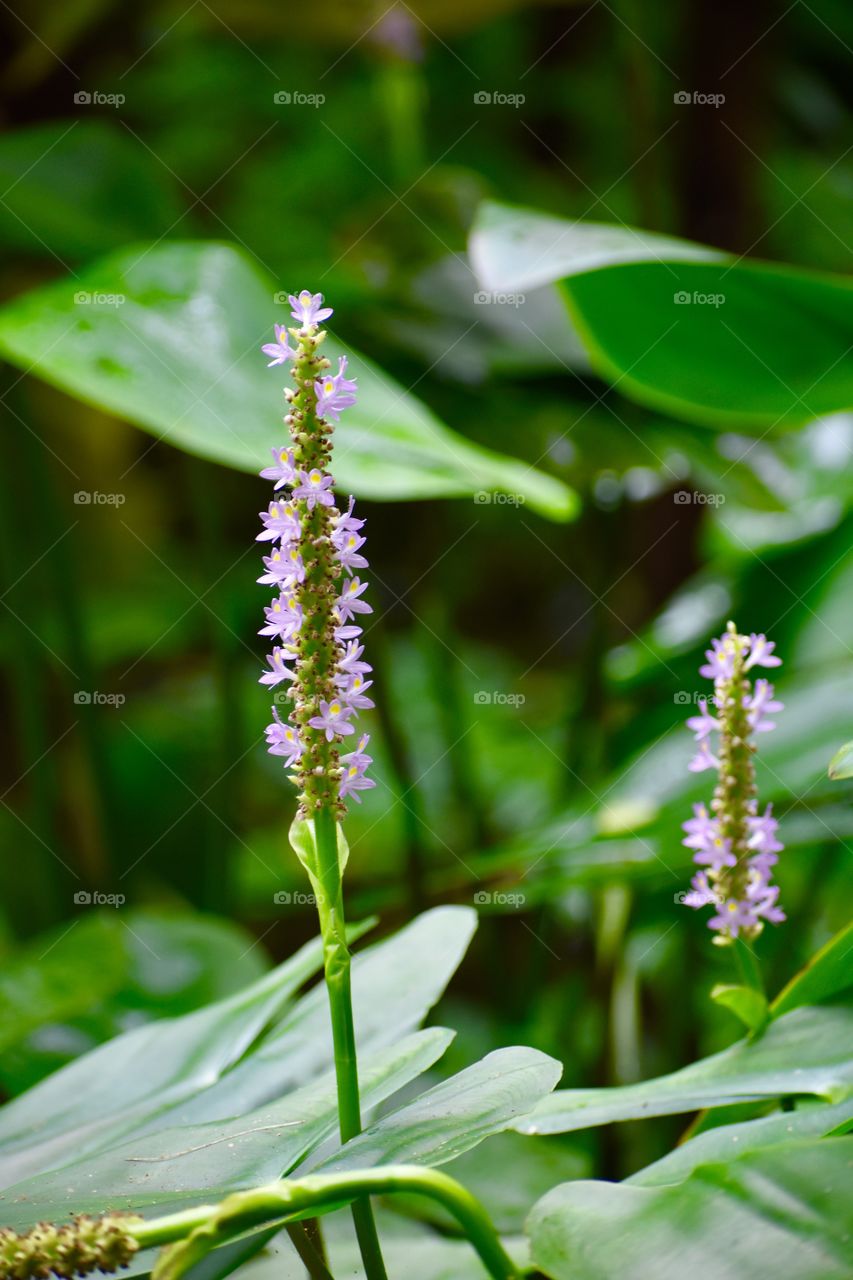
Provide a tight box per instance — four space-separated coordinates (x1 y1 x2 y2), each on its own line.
734 935 764 995
312 805 387 1280
133 1166 516 1280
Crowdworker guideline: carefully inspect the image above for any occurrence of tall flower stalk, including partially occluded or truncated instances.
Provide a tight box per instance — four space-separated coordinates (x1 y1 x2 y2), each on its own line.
257 291 384 1279
681 623 785 975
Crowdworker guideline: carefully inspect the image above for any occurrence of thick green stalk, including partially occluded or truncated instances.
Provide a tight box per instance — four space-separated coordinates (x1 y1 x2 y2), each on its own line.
735 935 764 996
313 805 387 1280
133 1166 517 1280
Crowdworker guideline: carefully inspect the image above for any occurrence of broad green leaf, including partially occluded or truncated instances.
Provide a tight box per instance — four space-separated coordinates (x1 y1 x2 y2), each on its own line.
470 200 853 431
517 1005 853 1135
772 921 853 1016
527 1137 853 1280
828 740 853 779
0 243 577 519
0 122 184 259
711 984 770 1033
0 907 476 1229
0 931 330 1186
630 1096 853 1187
315 1046 562 1174
0 1030 452 1230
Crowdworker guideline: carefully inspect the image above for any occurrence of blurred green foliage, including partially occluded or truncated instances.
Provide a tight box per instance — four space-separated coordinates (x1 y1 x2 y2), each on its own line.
0 0 851 1196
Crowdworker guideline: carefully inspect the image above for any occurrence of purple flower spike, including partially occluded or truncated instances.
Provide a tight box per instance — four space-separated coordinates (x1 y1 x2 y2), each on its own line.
289 290 333 328
680 622 785 944
258 294 372 812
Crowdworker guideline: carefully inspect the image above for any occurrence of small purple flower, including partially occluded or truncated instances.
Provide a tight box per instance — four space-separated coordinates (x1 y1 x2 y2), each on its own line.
259 594 302 641
745 634 782 671
265 709 303 765
708 897 755 939
315 356 358 423
309 698 355 742
339 733 375 801
260 446 297 489
289 290 333 328
688 740 719 773
686 697 720 741
257 546 296 587
260 647 295 689
334 529 368 574
698 635 735 681
683 870 718 910
746 872 786 924
334 496 366 538
257 500 300 543
261 324 296 367
744 679 783 733
692 834 737 872
336 640 372 680
341 672 374 710
294 468 335 510
746 804 783 855
681 803 718 849
337 577 372 623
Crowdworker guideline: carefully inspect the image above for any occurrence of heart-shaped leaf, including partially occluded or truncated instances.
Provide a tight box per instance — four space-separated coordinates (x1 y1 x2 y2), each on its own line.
0 243 577 519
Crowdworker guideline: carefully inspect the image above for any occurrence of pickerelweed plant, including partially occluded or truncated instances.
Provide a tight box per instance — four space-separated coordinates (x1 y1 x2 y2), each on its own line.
681 623 785 975
0 294 521 1280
